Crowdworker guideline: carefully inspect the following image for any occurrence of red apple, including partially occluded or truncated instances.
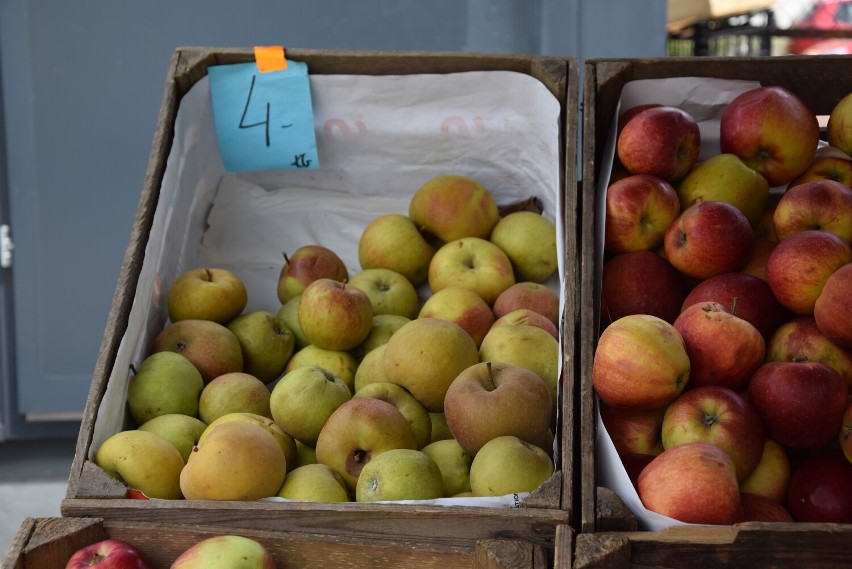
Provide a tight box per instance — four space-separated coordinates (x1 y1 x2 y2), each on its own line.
740 238 777 283
840 402 852 464
491 308 559 340
766 316 852 390
621 453 656 491
617 103 663 133
604 173 681 254
600 251 687 327
277 244 349 304
65 539 155 569
638 442 744 525
720 86 820 187
787 155 852 189
599 401 665 457
814 262 852 348
492 281 559 326
664 200 754 280
773 179 852 245
673 301 765 391
766 230 852 315
748 361 848 449
617 105 701 183
740 492 794 522
786 450 852 523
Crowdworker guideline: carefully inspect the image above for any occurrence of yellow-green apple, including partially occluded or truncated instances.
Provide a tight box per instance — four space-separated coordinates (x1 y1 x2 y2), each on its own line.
673 301 765 391
444 362 552 456
492 308 558 340
748 361 848 448
638 442 744 525
478 325 559 417
353 344 389 392
359 314 410 356
469 435 554 497
152 319 243 385
788 154 852 189
418 286 495 347
126 351 204 426
358 213 435 286
741 238 776 283
489 211 558 282
355 448 444 502
295 440 317 468
814 262 852 348
600 251 687 326
65 539 155 569
197 372 272 424
593 314 690 410
681 271 788 339
603 173 680 254
740 492 794 522
841 402 852 463
180 420 286 501
827 91 852 157
199 412 297 471
137 413 207 463
94 429 184 499
598 401 665 457
421 438 473 497
276 295 310 350
277 244 348 304
276 463 350 502
616 105 701 183
785 451 852 523
353 382 432 449
428 237 515 305
492 281 559 326
429 412 452 444
773 179 852 244
269 366 352 446
284 344 358 392
664 200 754 280
766 316 852 390
314 397 417 491
170 535 275 568
720 86 820 187
348 268 420 319
298 278 373 351
166 267 247 324
740 439 791 502
226 310 294 384
766 230 852 315
661 385 765 480
409 175 499 243
381 318 479 412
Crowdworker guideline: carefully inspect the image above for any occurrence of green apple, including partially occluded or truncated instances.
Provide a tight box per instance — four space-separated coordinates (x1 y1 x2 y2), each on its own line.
171 534 275 568
166 267 247 324
418 286 495 348
126 351 204 426
269 366 352 446
409 175 499 243
353 382 432 449
276 463 350 502
469 435 554 497
294 440 318 468
298 278 373 351
359 314 410 356
152 319 243 385
429 412 453 443
284 344 358 392
227 310 295 384
200 412 297 473
94 429 184 499
489 211 558 283
277 244 348 304
276 295 310 350
137 413 207 463
353 344 389 392
421 438 473 497
358 213 435 286
348 268 420 319
355 448 444 502
428 237 515 305
198 372 272 425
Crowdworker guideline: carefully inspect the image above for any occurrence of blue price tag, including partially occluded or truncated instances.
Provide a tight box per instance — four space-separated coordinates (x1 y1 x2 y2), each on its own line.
208 61 319 172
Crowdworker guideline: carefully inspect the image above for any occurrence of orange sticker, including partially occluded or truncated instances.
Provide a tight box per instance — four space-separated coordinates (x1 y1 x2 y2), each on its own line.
254 46 288 72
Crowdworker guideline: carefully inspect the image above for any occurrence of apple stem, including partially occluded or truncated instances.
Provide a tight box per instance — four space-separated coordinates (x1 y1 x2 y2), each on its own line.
283 252 291 264
730 296 739 316
205 268 213 281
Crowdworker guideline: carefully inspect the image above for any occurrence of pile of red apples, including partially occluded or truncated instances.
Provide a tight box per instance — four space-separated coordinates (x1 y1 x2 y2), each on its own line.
593 85 852 526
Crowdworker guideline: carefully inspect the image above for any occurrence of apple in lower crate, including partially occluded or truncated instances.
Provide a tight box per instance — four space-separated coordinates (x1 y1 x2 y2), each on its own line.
166 267 247 325
661 385 765 481
95 430 184 500
814 262 852 348
720 85 820 187
359 314 410 356
65 538 155 569
739 439 792 503
748 361 848 449
593 314 690 411
469 435 554 497
153 319 243 385
841 402 852 464
198 372 272 425
353 382 432 450
489 210 558 282
616 105 701 183
126 351 204 426
788 154 852 189
599 401 665 457
408 174 499 243
199 412 297 472
348 268 420 319
276 463 350 502
180 420 286 501
315 397 418 491
137 413 207 463
786 450 852 523
773 179 852 245
827 91 852 157
672 301 765 391
492 282 559 326
766 316 852 389
603 173 680 254
421 438 473 497
355 448 444 502
276 295 310 350
170 535 275 569
417 286 495 347
277 244 348 305
227 310 294 384
638 442 744 525
491 308 558 340
664 200 754 280
600 251 687 326
740 492 794 523
298 278 373 352
358 213 435 286
284 344 358 392
428 237 515 306
766 230 852 315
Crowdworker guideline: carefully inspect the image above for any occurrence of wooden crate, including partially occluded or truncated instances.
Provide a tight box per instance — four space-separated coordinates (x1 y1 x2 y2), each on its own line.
3 517 552 569
60 47 580 548
575 56 852 566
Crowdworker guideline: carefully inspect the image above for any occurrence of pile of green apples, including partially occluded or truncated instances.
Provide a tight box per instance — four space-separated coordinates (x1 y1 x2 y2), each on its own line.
94 174 562 504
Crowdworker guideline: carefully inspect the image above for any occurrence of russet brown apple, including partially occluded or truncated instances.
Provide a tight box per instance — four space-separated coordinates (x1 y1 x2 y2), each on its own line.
616 105 701 183
600 251 687 327
604 173 681 254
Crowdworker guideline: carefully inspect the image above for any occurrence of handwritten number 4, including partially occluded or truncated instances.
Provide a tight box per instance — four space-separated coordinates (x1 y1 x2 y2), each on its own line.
239 75 293 147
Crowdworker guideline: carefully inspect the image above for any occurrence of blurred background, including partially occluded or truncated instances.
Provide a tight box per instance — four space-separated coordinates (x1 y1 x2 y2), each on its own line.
0 0 849 555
